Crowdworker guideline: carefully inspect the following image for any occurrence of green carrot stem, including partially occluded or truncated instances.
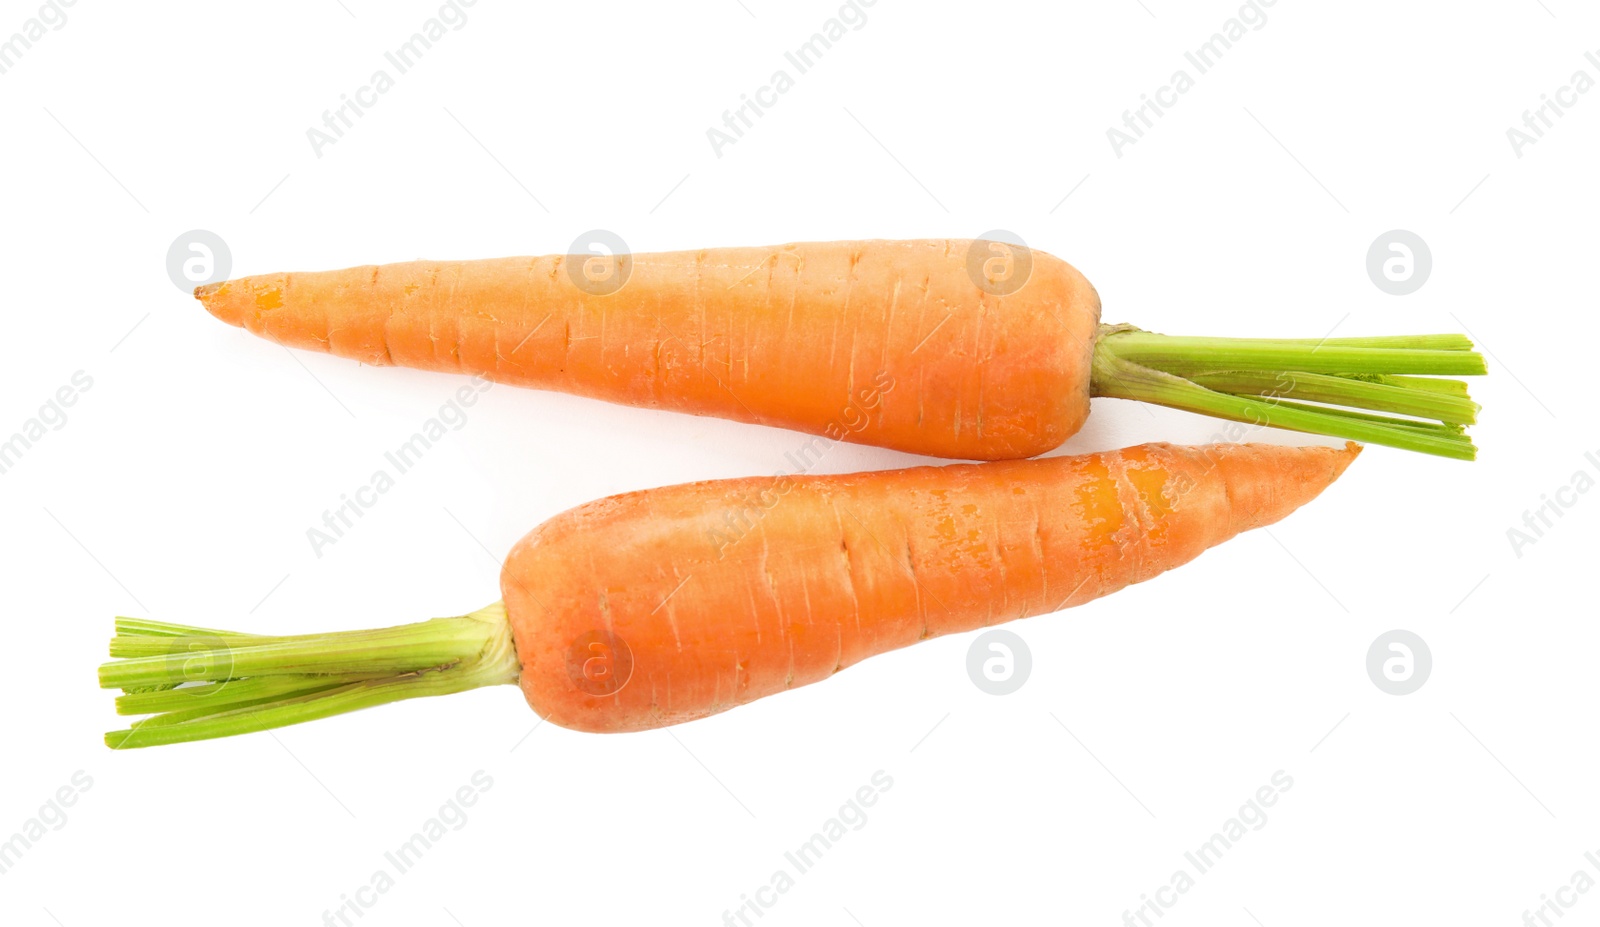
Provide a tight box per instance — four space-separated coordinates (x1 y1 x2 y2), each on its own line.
121 684 354 728
1358 374 1472 397
114 617 261 638
1265 399 1465 435
1101 329 1487 376
101 602 520 748
114 673 389 716
1089 325 1483 460
108 625 446 660
1091 339 1476 460
1187 370 1480 425
100 621 490 689
1190 333 1475 351
107 667 513 750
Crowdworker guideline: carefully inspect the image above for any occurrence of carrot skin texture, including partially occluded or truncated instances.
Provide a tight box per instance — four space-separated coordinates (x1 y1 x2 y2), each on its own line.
195 240 1101 460
501 441 1359 734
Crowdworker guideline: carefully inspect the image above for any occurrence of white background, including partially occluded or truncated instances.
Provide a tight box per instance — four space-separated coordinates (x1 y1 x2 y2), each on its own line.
2 1 1596 925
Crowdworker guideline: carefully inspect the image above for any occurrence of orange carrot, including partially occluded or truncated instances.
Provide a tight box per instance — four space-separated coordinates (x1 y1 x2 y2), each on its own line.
195 240 1485 460
99 440 1358 747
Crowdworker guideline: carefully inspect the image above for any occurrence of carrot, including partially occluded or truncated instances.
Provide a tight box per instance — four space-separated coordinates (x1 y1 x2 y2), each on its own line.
195 239 1484 460
98 440 1358 747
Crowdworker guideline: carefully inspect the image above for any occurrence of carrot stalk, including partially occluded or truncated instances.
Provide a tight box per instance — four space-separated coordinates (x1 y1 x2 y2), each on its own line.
1262 400 1465 434
1357 374 1473 397
114 673 391 715
118 685 353 728
100 603 518 748
1185 370 1480 425
113 617 260 638
1099 329 1487 376
1090 325 1483 460
105 670 513 749
1156 333 1477 351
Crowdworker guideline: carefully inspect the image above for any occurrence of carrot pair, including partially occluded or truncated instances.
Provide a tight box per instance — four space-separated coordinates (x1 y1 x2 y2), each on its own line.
98 239 1479 747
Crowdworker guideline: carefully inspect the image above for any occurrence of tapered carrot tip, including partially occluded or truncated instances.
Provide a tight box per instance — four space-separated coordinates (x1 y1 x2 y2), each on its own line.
194 280 241 327
195 273 299 336
1206 440 1362 534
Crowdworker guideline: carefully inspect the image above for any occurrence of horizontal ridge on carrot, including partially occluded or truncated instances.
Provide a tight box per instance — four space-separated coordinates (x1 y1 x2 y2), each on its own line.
195 239 1485 460
99 440 1358 748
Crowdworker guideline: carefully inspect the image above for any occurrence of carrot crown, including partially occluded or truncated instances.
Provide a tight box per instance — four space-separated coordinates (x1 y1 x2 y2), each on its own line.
98 604 518 749
1089 325 1485 460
